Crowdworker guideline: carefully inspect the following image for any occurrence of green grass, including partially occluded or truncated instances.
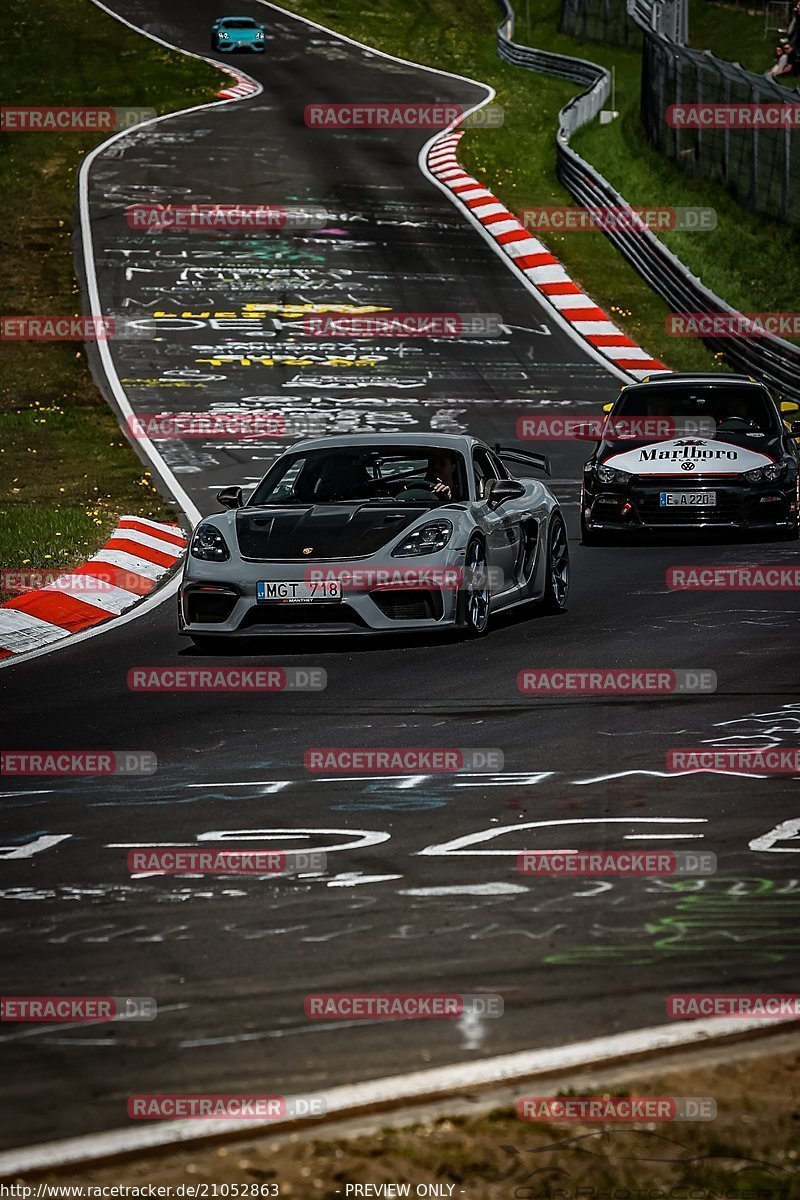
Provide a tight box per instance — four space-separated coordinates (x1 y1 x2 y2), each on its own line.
0 0 220 592
687 0 794 77
283 0 799 370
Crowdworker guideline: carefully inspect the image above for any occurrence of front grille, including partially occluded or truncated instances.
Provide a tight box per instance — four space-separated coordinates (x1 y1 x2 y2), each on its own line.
239 603 368 629
370 589 443 621
635 490 743 525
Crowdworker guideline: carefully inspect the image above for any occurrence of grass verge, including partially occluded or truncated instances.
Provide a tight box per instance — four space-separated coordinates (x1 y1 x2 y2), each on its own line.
284 0 799 371
0 0 220 595
22 1040 800 1194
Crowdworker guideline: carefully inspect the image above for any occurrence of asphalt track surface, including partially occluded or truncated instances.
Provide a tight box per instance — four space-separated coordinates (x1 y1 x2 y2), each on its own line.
1 0 799 1153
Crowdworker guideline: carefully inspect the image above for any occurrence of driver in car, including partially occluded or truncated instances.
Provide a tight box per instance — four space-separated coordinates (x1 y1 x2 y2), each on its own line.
425 452 461 501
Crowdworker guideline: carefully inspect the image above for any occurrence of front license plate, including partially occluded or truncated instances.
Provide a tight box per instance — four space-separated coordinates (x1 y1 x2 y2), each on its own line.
659 491 717 507
257 580 342 604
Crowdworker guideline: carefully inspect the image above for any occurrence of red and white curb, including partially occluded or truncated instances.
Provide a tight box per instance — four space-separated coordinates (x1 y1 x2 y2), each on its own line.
426 130 668 380
217 65 261 99
0 516 186 661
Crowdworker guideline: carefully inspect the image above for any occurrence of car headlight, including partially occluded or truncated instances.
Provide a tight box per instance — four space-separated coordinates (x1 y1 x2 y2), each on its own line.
392 520 453 557
596 464 632 484
763 462 784 482
744 467 764 482
191 523 230 562
256 30 264 37
218 31 229 38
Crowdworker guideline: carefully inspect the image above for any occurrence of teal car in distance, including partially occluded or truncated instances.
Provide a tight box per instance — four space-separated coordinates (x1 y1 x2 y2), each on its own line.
211 15 267 51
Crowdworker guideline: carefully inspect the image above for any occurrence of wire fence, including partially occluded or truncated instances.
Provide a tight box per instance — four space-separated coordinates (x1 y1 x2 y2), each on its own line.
641 39 800 226
560 0 642 47
492 0 800 401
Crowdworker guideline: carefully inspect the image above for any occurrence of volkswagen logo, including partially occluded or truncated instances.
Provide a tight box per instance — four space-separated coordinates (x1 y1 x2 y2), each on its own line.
681 461 695 471
303 547 314 555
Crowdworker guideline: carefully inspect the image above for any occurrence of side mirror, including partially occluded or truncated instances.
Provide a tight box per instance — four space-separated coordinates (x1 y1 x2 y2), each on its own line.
487 479 526 508
602 402 614 414
217 486 244 510
780 401 799 413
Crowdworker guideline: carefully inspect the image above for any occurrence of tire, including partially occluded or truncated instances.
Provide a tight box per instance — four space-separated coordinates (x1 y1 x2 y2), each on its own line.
458 537 491 638
542 513 570 613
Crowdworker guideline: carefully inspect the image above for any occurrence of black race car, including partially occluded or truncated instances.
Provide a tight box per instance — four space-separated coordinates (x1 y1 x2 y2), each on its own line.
580 374 800 541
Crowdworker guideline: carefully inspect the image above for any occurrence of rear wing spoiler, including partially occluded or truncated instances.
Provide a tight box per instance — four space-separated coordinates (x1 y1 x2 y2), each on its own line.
494 444 551 477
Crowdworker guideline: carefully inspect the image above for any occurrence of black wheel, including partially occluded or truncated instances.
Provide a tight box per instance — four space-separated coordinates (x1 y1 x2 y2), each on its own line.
542 513 570 612
458 537 491 637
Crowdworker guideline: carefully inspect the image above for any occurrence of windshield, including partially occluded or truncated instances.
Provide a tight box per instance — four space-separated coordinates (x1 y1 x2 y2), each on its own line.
612 384 779 434
249 446 468 506
221 18 259 27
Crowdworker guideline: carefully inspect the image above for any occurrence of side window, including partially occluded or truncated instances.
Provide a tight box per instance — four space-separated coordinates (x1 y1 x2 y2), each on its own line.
487 450 510 480
472 448 500 500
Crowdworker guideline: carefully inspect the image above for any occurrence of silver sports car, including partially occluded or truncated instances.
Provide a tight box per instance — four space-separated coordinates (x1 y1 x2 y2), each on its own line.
178 433 569 644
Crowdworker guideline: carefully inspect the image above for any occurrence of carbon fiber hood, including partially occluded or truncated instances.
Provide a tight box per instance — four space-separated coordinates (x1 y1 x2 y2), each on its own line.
235 504 430 561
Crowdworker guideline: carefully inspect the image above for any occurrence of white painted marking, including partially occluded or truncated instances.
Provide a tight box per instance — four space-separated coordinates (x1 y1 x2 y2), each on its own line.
2 1016 794 1173
106 527 184 555
119 515 186 538
91 549 164 581
327 873 403 887
42 576 139 615
419 818 707 856
399 883 528 896
749 819 800 853
0 835 72 860
0 610 67 653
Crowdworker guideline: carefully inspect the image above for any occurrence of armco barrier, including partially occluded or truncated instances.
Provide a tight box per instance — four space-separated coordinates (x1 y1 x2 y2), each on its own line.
495 0 800 403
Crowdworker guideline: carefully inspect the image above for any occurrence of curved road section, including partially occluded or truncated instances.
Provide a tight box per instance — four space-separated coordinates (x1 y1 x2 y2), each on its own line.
0 0 798 1152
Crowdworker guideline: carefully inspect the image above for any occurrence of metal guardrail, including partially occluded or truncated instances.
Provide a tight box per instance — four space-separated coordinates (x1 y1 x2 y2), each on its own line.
494 0 800 402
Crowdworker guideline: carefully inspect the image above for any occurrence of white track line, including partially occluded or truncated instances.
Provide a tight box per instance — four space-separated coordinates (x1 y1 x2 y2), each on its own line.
0 4 264 671
0 1016 793 1176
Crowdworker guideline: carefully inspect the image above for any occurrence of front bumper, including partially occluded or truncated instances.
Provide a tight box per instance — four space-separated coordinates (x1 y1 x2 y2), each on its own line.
582 479 797 533
215 40 265 51
179 556 464 637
